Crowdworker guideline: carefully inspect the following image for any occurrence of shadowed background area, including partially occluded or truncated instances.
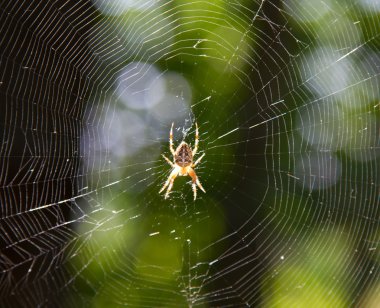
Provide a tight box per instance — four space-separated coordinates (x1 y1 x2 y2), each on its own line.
0 0 379 307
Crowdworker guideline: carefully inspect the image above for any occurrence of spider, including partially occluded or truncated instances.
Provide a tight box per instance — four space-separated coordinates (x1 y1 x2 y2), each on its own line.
160 122 205 200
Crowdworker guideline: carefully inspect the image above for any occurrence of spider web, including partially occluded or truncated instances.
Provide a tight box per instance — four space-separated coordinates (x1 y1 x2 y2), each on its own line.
0 0 379 306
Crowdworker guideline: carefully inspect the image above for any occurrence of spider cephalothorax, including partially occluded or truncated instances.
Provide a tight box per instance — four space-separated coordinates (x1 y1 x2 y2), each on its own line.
160 123 205 200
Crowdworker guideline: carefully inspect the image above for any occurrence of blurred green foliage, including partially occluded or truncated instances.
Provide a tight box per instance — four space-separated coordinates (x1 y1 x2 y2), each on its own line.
71 0 380 306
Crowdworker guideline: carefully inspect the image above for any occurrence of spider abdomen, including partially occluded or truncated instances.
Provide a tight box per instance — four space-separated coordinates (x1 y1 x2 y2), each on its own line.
175 143 193 167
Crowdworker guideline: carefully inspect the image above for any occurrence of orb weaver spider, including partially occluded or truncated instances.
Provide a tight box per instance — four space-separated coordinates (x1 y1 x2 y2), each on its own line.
159 122 205 200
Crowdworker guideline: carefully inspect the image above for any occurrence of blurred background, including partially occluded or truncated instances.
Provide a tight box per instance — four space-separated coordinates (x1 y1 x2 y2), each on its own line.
0 0 379 307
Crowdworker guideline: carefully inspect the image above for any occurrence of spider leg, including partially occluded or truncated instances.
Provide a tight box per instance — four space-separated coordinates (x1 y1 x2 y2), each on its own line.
170 122 175 156
162 154 175 168
192 122 199 156
188 167 205 200
159 167 179 199
192 153 205 168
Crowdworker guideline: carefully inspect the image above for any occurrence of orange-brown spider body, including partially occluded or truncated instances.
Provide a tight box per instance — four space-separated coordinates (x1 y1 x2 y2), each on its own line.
160 123 205 200
175 142 192 167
